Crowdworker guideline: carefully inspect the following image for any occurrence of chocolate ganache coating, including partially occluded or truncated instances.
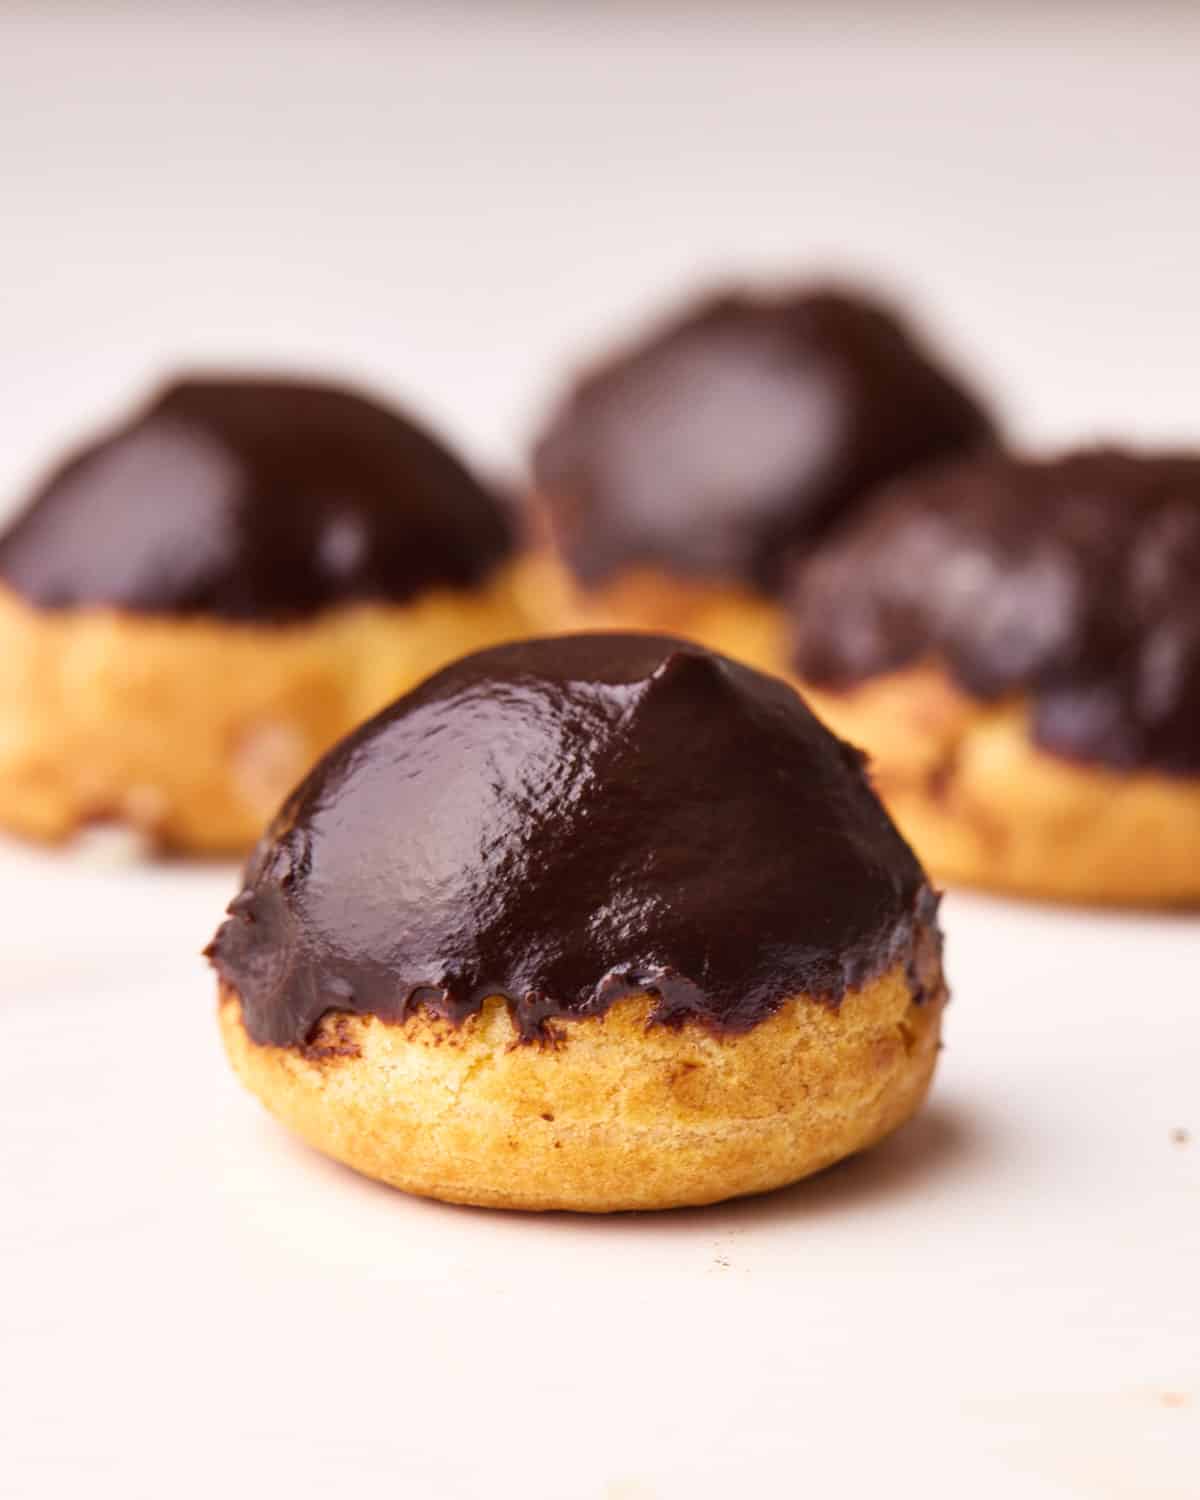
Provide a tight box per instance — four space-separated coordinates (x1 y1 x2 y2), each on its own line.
208 634 939 1048
531 286 993 594
789 448 1200 776
0 377 512 621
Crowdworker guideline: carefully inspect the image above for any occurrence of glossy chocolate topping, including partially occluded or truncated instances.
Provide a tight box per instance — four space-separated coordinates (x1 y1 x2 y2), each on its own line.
209 634 938 1048
532 286 993 593
0 377 512 621
790 448 1200 775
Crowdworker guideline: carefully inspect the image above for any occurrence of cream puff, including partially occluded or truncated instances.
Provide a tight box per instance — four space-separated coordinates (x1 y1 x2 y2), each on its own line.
0 376 528 852
209 633 947 1212
526 284 994 670
788 447 1200 905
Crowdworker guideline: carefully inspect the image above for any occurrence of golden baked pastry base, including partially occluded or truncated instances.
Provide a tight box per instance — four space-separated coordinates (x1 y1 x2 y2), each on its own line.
800 665 1200 907
515 550 788 678
0 573 529 854
218 961 943 1213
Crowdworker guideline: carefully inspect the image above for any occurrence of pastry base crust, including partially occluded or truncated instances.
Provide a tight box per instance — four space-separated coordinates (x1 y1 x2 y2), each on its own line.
799 665 1200 907
218 960 944 1213
0 574 529 854
515 550 789 678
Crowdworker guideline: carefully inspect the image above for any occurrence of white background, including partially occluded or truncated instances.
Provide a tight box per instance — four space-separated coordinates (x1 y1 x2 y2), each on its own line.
2 4 1198 1497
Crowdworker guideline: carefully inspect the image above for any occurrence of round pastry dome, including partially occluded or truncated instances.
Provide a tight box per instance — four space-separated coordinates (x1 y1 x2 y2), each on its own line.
210 633 947 1212
0 375 528 852
787 447 1200 905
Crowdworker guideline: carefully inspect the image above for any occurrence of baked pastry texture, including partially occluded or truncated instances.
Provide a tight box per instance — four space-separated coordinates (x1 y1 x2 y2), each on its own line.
789 448 1200 905
209 633 947 1212
0 377 526 852
526 284 993 668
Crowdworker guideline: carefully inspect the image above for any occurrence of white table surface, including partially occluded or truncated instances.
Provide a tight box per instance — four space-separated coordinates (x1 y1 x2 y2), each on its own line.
2 5 1198 1497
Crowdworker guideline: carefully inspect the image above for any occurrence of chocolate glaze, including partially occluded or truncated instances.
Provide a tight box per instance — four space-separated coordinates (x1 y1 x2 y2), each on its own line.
532 286 993 594
0 377 512 621
208 634 939 1048
789 448 1200 776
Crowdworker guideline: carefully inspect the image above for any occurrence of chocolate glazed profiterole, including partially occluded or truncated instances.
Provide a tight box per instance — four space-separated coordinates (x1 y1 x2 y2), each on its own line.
789 447 1200 905
210 634 947 1212
524 285 994 670
0 377 529 853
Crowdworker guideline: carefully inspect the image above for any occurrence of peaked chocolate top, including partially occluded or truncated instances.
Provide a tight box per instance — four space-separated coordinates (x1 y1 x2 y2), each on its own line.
209 633 938 1048
790 448 1200 775
532 287 993 593
0 377 512 621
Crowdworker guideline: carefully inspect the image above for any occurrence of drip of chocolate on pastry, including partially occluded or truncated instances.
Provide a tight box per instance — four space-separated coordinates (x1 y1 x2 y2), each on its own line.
208 634 940 1047
789 447 1200 776
532 286 993 594
0 377 513 621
